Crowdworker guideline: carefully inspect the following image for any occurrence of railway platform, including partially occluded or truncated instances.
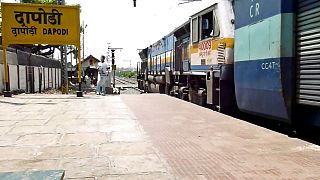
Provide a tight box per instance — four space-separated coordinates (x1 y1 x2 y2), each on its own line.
0 93 319 179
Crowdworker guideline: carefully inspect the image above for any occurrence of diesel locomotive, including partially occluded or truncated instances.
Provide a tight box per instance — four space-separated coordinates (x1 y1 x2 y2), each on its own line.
137 0 320 128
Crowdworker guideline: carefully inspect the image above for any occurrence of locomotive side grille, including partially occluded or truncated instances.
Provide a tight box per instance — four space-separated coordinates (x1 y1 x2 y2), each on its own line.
217 43 226 64
296 0 320 106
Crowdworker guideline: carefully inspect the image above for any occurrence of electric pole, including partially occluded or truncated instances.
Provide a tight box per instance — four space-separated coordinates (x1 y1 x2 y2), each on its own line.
69 45 73 84
82 21 87 61
57 0 68 94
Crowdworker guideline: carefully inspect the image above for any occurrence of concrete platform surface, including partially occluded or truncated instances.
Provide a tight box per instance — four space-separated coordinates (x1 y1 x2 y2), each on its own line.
0 94 172 179
0 170 64 180
0 94 319 180
122 94 320 180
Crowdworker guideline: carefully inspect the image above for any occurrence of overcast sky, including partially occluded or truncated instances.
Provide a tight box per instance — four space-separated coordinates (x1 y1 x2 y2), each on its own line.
1 0 216 67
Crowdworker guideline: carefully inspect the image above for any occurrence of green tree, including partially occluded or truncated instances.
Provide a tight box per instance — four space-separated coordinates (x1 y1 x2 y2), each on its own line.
20 0 56 4
0 6 2 34
67 46 78 60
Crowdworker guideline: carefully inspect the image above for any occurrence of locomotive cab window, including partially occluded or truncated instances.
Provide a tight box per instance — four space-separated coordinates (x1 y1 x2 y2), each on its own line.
192 10 219 43
201 11 219 40
201 12 213 39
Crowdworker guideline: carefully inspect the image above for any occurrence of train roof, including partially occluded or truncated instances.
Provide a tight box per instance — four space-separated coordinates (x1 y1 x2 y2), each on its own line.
143 2 223 51
173 20 190 33
138 48 148 61
190 3 217 18
173 20 190 38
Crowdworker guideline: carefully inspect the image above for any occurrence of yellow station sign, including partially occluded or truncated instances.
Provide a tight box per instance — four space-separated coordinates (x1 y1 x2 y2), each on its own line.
1 3 80 47
1 3 82 96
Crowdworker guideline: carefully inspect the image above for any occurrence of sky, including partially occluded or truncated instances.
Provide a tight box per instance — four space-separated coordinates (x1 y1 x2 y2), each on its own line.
1 0 217 68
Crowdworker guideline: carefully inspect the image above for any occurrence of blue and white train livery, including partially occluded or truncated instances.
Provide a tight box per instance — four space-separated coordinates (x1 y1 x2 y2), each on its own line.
137 0 320 128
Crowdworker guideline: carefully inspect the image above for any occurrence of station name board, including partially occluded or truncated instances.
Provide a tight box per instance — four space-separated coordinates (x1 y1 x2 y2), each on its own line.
1 3 80 46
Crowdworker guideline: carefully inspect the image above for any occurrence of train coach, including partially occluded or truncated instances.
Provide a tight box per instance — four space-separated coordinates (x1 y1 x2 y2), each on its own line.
137 0 320 128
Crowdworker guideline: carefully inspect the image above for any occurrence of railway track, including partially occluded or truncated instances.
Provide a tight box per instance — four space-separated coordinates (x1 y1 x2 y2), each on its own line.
115 77 141 94
116 77 137 85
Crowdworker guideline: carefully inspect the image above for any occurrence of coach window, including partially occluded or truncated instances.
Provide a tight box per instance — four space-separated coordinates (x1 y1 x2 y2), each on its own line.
192 17 199 43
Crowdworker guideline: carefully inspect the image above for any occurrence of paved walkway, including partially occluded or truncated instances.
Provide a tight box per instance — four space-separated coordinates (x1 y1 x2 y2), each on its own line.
0 94 172 179
0 94 320 179
122 94 320 180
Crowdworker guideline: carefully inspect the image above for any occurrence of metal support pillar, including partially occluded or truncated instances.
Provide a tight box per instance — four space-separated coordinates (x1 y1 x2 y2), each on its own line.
57 0 68 94
111 50 115 88
3 47 12 97
60 45 68 94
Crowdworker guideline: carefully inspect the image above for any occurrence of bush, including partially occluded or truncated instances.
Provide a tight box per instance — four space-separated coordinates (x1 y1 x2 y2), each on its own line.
119 71 136 78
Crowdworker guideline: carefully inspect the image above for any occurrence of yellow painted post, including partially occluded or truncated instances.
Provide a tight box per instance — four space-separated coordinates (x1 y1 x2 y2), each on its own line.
2 45 12 97
76 45 83 97
3 48 8 83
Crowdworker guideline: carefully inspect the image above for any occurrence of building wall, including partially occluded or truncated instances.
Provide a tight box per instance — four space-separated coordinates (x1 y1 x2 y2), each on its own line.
9 65 18 91
0 49 62 94
19 66 27 91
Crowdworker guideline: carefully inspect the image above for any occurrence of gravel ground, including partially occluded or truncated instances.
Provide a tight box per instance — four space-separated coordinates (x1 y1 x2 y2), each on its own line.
119 87 141 95
9 77 141 96
39 87 141 95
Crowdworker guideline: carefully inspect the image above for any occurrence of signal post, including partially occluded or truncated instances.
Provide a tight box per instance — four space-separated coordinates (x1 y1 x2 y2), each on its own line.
109 47 123 88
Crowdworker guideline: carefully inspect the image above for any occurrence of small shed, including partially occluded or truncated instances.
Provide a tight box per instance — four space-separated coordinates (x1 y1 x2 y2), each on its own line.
82 55 100 85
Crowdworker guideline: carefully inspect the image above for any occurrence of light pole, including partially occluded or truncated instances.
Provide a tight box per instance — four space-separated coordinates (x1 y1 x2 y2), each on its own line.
106 43 111 64
82 21 88 61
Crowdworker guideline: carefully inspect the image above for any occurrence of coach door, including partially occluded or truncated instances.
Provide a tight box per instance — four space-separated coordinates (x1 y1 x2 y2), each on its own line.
296 1 320 106
175 39 182 72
